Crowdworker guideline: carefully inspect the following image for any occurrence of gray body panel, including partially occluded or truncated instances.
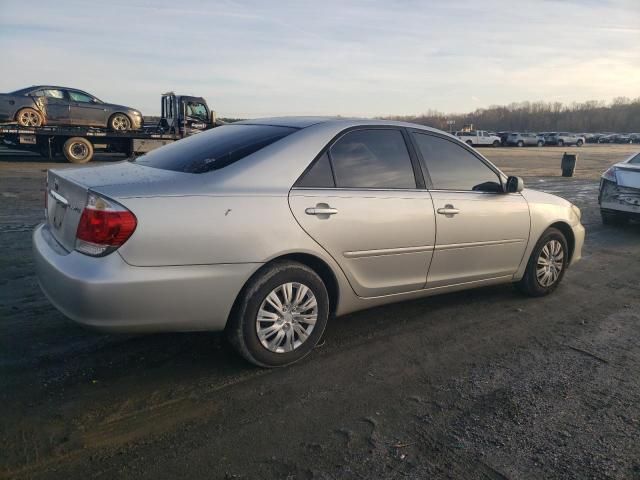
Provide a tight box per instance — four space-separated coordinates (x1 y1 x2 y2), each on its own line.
34 118 585 332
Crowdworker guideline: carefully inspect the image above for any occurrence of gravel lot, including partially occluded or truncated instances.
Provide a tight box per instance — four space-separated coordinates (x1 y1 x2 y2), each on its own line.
1 144 639 479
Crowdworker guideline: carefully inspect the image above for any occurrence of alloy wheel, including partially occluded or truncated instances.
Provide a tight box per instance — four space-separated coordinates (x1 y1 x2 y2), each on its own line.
19 110 41 127
112 115 131 130
536 240 564 287
256 282 318 353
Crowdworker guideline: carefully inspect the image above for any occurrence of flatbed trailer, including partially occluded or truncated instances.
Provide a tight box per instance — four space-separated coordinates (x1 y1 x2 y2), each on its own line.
0 92 217 163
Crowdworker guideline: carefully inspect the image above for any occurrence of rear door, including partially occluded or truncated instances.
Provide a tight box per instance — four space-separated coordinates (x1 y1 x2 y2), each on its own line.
67 90 107 127
32 89 70 124
410 131 530 287
289 127 436 297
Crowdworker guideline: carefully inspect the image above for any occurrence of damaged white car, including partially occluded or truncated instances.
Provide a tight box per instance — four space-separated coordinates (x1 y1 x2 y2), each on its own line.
599 152 640 224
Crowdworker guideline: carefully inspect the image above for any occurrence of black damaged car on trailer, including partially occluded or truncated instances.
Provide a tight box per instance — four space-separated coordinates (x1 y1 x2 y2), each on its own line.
0 86 143 131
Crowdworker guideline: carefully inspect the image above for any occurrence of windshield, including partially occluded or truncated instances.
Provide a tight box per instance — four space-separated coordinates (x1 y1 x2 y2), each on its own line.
186 102 208 121
132 124 297 173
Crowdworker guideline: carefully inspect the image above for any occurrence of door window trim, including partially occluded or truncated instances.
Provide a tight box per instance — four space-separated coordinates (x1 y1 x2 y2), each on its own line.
292 125 426 191
407 128 507 193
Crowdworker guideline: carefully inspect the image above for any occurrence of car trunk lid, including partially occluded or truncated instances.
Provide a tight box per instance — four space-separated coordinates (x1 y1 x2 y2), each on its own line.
45 161 186 252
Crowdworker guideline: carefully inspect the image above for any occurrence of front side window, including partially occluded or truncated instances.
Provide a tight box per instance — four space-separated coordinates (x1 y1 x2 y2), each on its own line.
328 129 415 189
413 133 501 192
133 124 297 173
68 91 94 103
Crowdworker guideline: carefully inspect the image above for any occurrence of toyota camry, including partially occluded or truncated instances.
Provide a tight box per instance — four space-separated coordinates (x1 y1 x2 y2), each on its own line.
34 118 585 367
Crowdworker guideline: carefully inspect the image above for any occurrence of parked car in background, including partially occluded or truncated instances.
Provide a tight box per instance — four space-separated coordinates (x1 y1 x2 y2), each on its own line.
598 134 617 144
630 134 640 144
34 118 584 367
497 131 511 146
544 132 585 146
614 134 633 144
599 151 640 225
0 85 143 130
506 132 545 147
455 130 501 147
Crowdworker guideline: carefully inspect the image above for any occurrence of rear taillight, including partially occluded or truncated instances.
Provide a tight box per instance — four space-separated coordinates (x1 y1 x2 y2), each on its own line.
602 167 617 183
75 192 137 256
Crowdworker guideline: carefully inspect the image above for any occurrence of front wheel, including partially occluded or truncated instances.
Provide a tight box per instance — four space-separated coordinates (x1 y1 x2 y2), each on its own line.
492 140 500 147
62 137 93 164
109 113 132 131
517 141 525 147
227 260 329 367
466 140 473 146
537 140 544 147
576 140 584 147
517 228 568 297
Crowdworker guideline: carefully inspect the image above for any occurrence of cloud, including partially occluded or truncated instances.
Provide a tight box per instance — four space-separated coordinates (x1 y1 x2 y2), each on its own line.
0 0 638 117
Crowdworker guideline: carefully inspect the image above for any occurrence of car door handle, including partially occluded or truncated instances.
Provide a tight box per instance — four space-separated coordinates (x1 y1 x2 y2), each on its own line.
305 206 338 216
437 205 460 216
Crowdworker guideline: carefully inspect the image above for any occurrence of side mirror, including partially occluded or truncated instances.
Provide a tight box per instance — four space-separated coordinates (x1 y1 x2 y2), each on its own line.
506 176 524 193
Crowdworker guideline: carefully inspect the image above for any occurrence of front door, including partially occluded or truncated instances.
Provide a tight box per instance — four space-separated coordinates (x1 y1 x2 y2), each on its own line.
410 131 530 287
67 90 106 127
289 128 436 297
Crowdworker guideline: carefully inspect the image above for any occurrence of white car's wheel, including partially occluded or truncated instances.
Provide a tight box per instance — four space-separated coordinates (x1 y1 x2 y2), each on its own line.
517 228 568 297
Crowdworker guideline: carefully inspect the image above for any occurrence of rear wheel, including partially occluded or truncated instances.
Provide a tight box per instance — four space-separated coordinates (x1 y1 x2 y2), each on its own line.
517 228 568 297
576 139 584 147
537 140 544 147
109 113 132 131
517 140 525 147
16 108 43 127
558 139 565 147
601 210 628 226
227 260 329 367
62 137 93 164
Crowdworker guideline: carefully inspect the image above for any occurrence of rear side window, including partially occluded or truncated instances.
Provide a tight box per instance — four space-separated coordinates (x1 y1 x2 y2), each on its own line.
328 129 416 189
133 124 297 173
296 153 335 187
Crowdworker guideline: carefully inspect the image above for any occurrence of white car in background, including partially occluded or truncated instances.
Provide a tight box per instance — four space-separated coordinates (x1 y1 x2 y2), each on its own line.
599 151 640 224
455 130 501 147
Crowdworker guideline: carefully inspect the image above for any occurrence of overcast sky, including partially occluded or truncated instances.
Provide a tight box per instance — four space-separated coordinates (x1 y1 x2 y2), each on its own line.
1 0 638 117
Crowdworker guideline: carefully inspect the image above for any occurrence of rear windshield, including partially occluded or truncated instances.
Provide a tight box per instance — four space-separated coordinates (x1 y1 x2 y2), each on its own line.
629 153 640 165
132 124 297 173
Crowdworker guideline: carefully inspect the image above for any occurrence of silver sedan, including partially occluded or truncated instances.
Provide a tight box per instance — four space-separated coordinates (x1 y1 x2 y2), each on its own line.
34 118 585 367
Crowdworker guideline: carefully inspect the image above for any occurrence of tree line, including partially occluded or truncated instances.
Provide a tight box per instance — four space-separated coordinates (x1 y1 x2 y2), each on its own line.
385 97 640 133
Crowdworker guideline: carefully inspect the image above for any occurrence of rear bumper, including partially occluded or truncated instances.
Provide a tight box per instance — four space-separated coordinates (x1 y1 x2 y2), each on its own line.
33 224 260 332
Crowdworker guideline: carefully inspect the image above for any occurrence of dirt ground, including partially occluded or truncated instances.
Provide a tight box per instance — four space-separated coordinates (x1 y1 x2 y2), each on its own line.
1 144 639 479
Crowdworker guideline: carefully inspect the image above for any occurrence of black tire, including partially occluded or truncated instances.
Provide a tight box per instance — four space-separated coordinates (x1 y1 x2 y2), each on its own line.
537 140 544 147
516 227 569 297
576 140 584 147
108 113 132 131
466 140 473 146
227 260 329 367
517 140 525 147
62 137 93 164
492 140 500 147
601 210 628 226
16 108 43 127
558 140 565 147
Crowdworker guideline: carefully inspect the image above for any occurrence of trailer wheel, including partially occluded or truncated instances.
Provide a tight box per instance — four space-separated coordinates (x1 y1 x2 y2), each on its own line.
16 108 44 127
63 137 93 164
109 113 132 131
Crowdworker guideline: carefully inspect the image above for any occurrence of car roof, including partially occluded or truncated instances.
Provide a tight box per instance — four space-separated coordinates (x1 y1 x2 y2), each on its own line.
234 116 449 135
15 85 90 94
